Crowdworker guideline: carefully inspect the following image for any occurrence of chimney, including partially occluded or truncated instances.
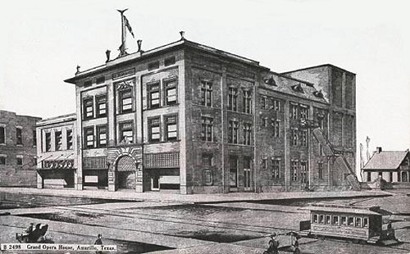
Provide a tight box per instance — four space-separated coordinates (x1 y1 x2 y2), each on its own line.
137 40 143 52
376 147 382 153
179 31 185 40
105 50 111 62
75 65 81 75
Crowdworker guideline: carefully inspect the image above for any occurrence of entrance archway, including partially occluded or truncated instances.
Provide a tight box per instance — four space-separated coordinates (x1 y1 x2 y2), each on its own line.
116 155 136 189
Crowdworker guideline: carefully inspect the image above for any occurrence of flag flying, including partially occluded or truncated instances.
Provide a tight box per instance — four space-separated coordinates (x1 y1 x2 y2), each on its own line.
123 15 135 38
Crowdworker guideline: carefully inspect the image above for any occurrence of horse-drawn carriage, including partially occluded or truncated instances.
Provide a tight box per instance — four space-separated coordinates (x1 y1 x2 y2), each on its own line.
16 223 54 243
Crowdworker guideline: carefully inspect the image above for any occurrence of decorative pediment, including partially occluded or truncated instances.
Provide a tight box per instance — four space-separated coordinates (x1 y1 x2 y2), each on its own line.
116 79 134 91
264 76 277 86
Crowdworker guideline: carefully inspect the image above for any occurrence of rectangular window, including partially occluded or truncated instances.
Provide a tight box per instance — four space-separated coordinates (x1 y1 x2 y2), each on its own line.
291 128 298 146
0 126 4 144
0 156 6 165
292 160 298 181
261 96 267 110
272 119 280 137
45 132 51 152
119 122 133 144
96 76 105 84
261 158 267 170
201 81 213 107
313 214 318 223
228 87 238 111
201 116 213 142
202 154 213 185
301 129 308 146
97 125 107 147
272 159 280 179
363 217 369 228
333 216 339 225
341 216 347 226
16 127 22 145
32 130 36 147
318 162 323 180
165 115 178 141
300 106 309 119
243 90 252 114
290 104 298 120
355 217 362 227
55 131 62 151
148 117 161 142
148 83 160 109
326 215 331 224
164 56 176 66
348 217 354 226
83 97 94 119
96 95 107 117
67 129 73 150
119 88 133 113
273 99 281 111
261 117 268 127
319 215 324 224
228 120 239 144
148 61 159 70
84 80 92 87
300 161 307 183
164 80 177 106
243 123 252 145
84 127 94 149
16 156 23 166
229 156 238 187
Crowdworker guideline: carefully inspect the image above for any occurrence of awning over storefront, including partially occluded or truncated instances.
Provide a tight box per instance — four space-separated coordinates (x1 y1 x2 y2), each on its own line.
38 153 75 170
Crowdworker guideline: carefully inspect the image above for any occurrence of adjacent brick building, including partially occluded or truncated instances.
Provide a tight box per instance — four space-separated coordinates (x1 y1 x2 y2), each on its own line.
55 36 357 194
0 110 41 186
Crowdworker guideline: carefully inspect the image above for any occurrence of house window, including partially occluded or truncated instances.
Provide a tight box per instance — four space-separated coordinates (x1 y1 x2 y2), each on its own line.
291 128 298 146
366 171 371 182
148 61 159 71
333 216 339 225
67 129 73 150
164 80 177 106
228 87 238 111
16 156 23 166
273 99 281 111
261 158 267 170
148 83 160 109
272 159 280 179
243 89 252 114
148 117 161 142
228 120 239 144
0 126 5 144
96 95 107 117
55 131 62 151
97 125 107 147
229 156 238 187
202 154 213 185
164 56 176 66
119 122 133 144
32 130 36 147
96 76 105 84
119 88 133 113
201 116 213 141
84 80 92 87
300 106 309 119
84 127 94 149
291 160 298 181
300 129 308 146
16 127 22 145
45 132 51 152
300 161 307 183
290 104 298 120
165 115 178 141
0 156 6 165
243 123 252 145
261 96 267 109
83 97 94 119
261 117 268 127
272 119 280 137
318 161 323 180
201 81 212 107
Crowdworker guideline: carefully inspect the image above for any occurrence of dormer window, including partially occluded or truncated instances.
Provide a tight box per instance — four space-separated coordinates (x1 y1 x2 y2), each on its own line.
291 83 304 93
264 76 276 86
313 90 324 98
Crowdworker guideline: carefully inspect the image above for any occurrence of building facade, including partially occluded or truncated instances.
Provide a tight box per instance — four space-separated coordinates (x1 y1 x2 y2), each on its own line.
56 37 357 194
0 110 41 187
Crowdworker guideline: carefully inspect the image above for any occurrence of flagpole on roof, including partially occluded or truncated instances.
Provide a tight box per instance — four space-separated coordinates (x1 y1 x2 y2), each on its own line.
118 9 128 57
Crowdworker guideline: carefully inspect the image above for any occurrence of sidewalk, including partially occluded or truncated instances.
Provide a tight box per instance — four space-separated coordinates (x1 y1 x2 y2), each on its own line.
0 187 392 204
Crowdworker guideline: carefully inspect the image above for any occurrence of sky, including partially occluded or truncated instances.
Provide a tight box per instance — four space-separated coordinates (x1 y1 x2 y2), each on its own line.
0 0 409 164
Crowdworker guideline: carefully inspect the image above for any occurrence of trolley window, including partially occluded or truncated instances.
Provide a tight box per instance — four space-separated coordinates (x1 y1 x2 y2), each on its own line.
319 215 324 224
348 217 354 226
363 217 369 228
313 214 318 223
332 215 339 225
326 215 331 224
355 217 362 227
341 216 347 226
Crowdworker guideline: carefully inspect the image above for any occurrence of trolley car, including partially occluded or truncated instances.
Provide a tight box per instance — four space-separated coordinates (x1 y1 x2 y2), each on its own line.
300 203 400 246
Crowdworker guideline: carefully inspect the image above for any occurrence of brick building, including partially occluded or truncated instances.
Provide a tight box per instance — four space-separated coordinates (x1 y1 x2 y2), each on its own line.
0 110 41 186
57 36 357 194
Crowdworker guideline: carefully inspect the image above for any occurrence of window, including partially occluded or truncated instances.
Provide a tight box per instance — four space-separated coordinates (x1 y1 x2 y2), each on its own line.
243 89 252 114
164 56 176 66
333 216 339 225
32 130 36 147
119 122 133 144
202 154 213 185
261 158 267 170
0 126 4 144
290 104 298 120
96 76 105 84
367 172 371 182
291 128 298 146
272 159 280 179
228 87 238 111
318 162 323 180
272 119 280 137
83 97 94 119
96 95 107 117
347 217 354 226
261 117 268 127
164 80 177 106
84 80 92 87
55 131 62 151
148 61 159 70
300 161 307 183
319 215 324 224
313 214 318 223
292 160 298 181
273 99 281 111
201 81 212 107
84 127 94 149
355 217 362 227
148 83 160 109
45 132 51 152
201 116 213 141
363 217 369 228
300 106 308 119
16 156 23 166
261 96 267 109
119 88 133 113
148 117 161 142
0 156 6 165
64 129 73 150
97 125 107 147
301 129 308 146
326 215 331 224
229 156 238 187
228 120 239 144
341 216 347 226
243 123 252 145
165 115 178 141
16 127 22 145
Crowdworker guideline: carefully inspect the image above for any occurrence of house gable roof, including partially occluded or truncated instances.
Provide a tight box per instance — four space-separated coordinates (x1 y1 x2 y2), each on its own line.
363 151 409 170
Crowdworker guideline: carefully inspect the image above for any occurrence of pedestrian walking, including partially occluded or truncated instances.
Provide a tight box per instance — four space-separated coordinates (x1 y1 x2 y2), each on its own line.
264 232 279 254
94 234 103 254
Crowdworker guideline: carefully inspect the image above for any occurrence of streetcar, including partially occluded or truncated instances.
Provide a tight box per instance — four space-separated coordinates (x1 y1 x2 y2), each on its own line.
299 203 400 246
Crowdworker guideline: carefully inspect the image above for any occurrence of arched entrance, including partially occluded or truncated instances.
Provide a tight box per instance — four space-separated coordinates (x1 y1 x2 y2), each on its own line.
116 155 136 189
